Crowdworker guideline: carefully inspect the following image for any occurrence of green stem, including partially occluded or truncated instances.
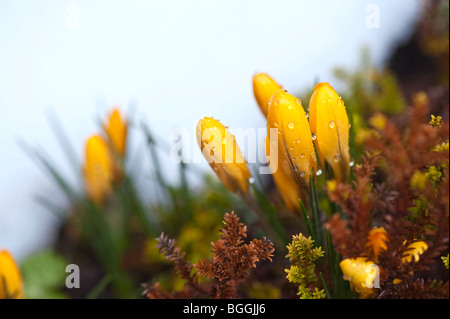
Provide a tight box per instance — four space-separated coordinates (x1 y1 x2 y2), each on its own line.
309 175 323 249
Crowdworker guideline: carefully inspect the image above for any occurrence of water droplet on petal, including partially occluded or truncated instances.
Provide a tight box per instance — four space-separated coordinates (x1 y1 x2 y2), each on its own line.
333 154 341 163
349 161 355 167
328 120 335 128
300 153 305 158
311 133 317 141
297 139 301 143
288 122 295 129
299 171 306 178
289 146 294 151
249 177 255 184
293 165 299 172
316 169 323 176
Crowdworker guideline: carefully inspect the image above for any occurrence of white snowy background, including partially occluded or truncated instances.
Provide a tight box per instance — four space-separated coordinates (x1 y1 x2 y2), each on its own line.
0 0 421 261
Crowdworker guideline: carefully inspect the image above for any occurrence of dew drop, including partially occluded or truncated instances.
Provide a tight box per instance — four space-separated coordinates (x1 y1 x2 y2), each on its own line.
311 133 317 141
316 169 323 176
297 139 301 143
349 161 355 167
306 113 309 119
300 153 305 158
299 171 306 178
289 146 294 151
328 120 335 129
333 154 341 163
249 177 255 184
293 165 299 172
288 122 295 129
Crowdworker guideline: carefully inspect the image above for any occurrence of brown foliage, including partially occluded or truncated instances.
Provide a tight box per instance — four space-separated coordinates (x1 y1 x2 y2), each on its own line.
325 99 449 299
143 211 274 299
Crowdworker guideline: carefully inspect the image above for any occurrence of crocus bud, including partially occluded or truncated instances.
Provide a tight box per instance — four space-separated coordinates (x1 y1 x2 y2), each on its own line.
266 136 302 212
105 108 127 157
197 117 252 194
83 135 113 204
267 90 317 186
340 257 378 299
309 83 350 181
253 73 283 117
0 250 24 299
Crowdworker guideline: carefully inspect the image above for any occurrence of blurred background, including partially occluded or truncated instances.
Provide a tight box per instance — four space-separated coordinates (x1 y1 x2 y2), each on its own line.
1 0 449 299
0 0 421 260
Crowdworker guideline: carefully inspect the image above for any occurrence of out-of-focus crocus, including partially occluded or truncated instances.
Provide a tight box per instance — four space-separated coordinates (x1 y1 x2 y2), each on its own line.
253 73 283 117
340 257 378 299
266 136 302 212
83 135 113 204
197 117 252 195
366 227 388 259
267 90 317 186
402 241 428 263
309 83 350 182
0 250 24 299
105 108 127 157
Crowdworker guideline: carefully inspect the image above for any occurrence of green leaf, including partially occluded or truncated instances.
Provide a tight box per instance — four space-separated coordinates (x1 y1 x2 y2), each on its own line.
21 250 69 299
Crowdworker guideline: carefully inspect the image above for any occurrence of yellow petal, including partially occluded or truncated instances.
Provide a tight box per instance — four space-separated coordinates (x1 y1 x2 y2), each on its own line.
83 135 113 204
266 136 301 212
267 90 317 186
366 227 388 259
309 83 350 181
197 117 251 194
402 241 428 264
253 73 283 117
340 257 378 299
105 108 127 156
0 250 24 299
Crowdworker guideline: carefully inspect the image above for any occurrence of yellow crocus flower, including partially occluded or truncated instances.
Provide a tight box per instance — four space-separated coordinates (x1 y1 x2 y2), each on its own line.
309 83 350 182
0 250 24 299
340 257 379 299
105 108 127 157
253 73 283 117
266 136 302 212
197 117 252 194
83 135 113 204
267 90 317 186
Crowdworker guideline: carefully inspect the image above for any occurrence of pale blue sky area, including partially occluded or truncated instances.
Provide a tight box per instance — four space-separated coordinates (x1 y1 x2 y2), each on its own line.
0 0 421 260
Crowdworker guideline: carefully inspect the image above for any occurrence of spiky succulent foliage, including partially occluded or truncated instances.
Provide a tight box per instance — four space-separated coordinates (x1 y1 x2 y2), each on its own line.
285 234 325 299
